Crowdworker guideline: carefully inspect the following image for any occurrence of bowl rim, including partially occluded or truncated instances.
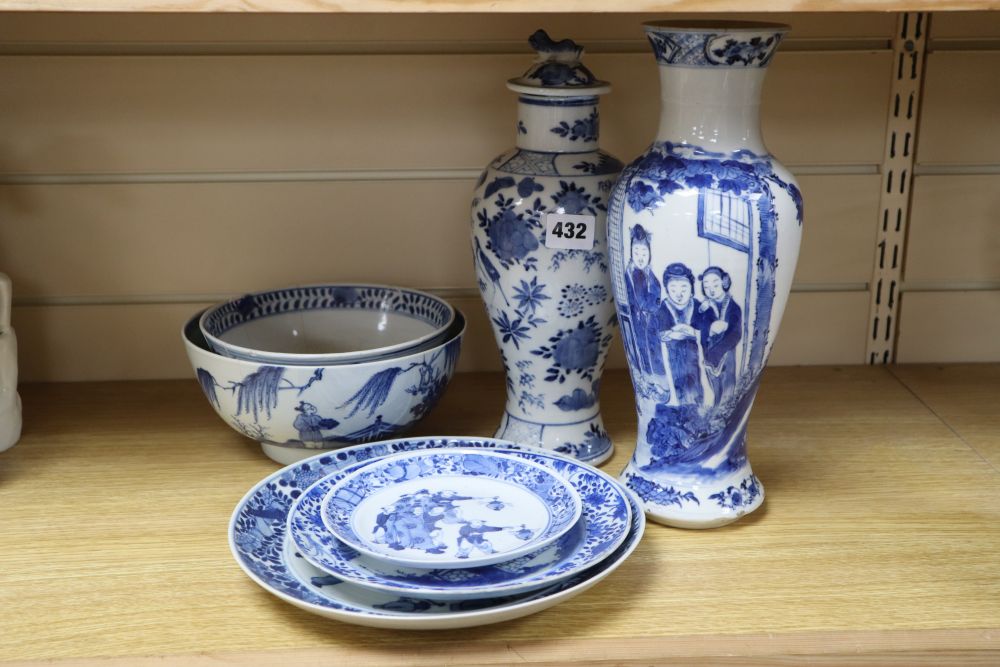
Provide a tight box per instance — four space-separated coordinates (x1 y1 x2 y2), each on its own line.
197 283 456 365
183 306 467 372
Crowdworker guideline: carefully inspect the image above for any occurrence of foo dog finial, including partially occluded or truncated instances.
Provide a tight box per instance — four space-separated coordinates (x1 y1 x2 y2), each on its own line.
516 29 600 89
528 29 584 62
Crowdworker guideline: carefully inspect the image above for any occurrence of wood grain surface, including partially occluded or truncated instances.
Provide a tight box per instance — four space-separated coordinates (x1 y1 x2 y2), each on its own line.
889 364 1000 468
1 366 998 664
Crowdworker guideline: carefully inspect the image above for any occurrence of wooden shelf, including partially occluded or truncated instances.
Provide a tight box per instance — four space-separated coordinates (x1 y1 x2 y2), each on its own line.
0 1 996 13
1 365 998 665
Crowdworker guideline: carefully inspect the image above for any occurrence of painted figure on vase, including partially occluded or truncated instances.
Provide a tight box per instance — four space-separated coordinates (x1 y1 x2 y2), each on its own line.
620 254 746 411
697 267 742 407
624 224 664 376
655 263 705 406
607 21 803 528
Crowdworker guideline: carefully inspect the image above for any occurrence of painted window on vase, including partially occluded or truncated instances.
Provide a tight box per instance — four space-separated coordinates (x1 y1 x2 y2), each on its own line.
697 189 752 253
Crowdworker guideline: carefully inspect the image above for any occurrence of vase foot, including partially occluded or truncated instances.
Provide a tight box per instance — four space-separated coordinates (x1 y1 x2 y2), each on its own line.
495 411 614 466
620 463 765 529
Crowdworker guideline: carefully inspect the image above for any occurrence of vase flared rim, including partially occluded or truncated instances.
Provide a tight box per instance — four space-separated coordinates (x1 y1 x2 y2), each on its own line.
643 20 790 33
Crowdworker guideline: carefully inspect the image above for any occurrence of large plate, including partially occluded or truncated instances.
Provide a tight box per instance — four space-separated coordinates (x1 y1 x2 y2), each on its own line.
289 449 630 600
229 437 645 629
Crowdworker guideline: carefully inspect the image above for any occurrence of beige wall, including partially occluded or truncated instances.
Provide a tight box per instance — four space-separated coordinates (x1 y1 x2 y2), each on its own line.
0 11 997 381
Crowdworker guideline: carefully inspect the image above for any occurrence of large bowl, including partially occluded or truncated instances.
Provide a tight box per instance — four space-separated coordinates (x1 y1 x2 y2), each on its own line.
183 308 465 465
199 284 455 366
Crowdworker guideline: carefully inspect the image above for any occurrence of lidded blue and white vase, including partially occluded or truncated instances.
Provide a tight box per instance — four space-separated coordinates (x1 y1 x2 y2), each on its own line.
608 22 804 527
472 30 623 465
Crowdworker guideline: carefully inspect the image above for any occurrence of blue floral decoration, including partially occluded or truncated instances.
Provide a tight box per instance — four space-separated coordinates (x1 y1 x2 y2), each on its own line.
708 474 762 509
572 154 625 176
553 387 596 412
555 424 612 461
513 276 550 315
709 36 777 67
487 207 539 264
484 176 516 198
551 110 599 143
625 142 802 226
550 180 605 216
492 311 531 350
558 283 588 318
624 473 700 508
517 177 545 198
532 315 611 383
644 28 783 68
626 180 661 212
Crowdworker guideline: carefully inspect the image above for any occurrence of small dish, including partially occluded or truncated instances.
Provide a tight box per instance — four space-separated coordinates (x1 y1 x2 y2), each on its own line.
228 436 645 629
289 449 631 600
321 449 583 569
200 284 455 365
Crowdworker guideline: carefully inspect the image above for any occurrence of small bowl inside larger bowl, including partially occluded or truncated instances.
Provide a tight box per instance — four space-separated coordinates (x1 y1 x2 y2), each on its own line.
199 284 455 366
183 307 465 465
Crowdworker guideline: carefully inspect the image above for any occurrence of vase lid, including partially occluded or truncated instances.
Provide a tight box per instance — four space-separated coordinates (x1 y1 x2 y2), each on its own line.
507 29 610 97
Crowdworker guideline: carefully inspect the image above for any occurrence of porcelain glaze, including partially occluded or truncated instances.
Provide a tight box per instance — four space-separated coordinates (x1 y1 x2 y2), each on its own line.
229 436 645 629
288 448 630 600
607 22 803 528
320 449 582 568
472 30 622 464
200 284 454 366
182 310 464 465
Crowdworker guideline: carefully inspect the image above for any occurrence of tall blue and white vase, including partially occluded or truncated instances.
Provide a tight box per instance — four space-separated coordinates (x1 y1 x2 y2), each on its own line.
472 30 623 465
608 22 804 527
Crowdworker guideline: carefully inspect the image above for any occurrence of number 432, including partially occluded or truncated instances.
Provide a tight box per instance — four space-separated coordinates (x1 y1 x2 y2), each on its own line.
551 221 588 239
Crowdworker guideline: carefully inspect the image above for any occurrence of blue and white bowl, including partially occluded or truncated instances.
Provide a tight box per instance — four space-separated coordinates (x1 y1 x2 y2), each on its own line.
199 284 455 366
182 308 464 465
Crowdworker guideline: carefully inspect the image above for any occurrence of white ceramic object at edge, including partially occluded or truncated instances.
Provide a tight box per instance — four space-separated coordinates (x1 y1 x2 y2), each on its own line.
471 30 622 465
608 21 804 528
0 273 22 453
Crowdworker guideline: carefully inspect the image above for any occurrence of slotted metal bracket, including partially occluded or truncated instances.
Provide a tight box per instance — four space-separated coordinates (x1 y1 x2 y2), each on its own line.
866 12 930 365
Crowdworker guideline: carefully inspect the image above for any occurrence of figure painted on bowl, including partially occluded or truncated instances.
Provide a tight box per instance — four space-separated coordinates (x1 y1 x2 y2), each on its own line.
292 401 339 442
624 225 665 376
655 263 705 406
697 267 742 407
385 504 447 554
371 503 399 544
455 519 507 559
429 490 475 524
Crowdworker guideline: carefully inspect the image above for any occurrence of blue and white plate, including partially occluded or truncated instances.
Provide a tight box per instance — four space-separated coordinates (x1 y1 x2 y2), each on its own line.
320 449 583 569
229 437 646 629
289 450 630 600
